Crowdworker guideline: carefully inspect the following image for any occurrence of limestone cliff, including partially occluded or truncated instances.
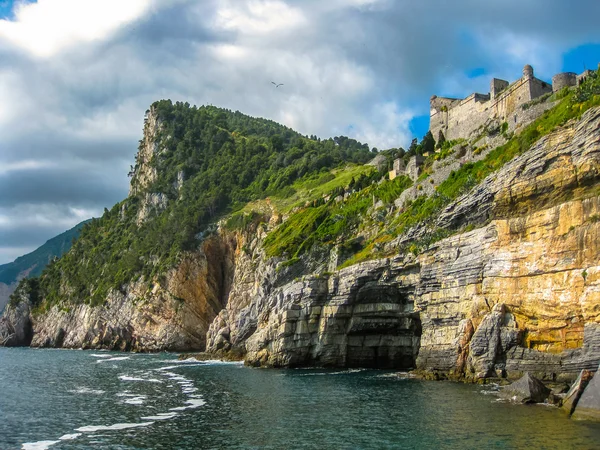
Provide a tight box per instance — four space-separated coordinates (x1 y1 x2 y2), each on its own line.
2 96 599 385
206 107 600 380
27 233 236 351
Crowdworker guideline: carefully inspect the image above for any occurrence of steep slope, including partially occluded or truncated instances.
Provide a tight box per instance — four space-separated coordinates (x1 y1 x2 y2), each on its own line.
0 220 88 314
205 107 600 378
3 71 600 384
1 101 375 351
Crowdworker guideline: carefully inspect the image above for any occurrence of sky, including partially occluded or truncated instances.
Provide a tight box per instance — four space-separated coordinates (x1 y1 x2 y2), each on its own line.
1 0 600 264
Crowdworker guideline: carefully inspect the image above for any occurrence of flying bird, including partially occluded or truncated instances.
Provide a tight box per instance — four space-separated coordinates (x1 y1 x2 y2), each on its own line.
271 81 284 88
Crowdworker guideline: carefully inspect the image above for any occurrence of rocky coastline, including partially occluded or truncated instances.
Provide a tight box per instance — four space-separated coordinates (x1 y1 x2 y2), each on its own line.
2 98 600 421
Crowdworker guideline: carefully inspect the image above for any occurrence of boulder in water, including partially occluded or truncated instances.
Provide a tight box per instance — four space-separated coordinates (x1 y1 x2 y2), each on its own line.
499 372 551 403
572 365 600 421
562 369 594 415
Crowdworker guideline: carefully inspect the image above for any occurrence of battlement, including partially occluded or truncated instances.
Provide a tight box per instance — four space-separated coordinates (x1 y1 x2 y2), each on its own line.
429 64 581 142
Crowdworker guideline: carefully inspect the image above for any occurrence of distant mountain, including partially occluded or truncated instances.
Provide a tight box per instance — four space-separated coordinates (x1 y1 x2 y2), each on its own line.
0 220 90 314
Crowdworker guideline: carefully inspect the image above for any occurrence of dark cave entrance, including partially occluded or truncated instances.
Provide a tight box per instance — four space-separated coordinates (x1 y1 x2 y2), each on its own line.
344 282 422 369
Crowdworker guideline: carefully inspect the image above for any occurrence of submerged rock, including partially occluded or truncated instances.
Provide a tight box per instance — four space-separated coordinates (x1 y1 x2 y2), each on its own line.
499 373 551 403
572 366 600 421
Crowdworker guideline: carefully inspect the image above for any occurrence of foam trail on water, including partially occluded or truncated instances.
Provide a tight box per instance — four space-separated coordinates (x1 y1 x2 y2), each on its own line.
59 433 81 440
123 396 146 405
119 375 162 383
76 422 154 432
97 356 130 363
169 398 206 411
22 441 59 450
141 413 178 420
68 387 105 395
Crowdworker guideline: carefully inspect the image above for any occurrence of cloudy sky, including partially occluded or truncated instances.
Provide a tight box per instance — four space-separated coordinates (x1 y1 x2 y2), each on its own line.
1 0 599 264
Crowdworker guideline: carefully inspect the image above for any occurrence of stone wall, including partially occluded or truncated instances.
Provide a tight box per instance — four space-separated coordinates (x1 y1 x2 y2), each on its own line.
430 66 553 142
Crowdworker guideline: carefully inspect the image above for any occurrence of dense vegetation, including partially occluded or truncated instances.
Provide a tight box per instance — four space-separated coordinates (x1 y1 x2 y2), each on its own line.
34 102 375 306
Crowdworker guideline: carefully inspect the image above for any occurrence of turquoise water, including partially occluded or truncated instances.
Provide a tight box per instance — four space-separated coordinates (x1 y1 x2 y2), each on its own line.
0 348 599 449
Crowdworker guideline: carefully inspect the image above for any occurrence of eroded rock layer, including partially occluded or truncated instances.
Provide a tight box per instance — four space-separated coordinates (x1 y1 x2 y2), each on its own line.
30 234 236 351
207 108 600 379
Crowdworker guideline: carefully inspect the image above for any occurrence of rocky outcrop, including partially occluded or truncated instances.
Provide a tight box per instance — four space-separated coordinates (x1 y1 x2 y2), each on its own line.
29 233 236 351
563 369 594 415
0 289 32 346
205 107 600 378
499 372 551 403
572 365 600 421
129 106 163 196
243 260 421 368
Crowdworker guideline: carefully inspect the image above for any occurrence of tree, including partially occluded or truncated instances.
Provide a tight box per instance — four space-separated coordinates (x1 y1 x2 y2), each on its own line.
420 131 435 155
436 130 446 149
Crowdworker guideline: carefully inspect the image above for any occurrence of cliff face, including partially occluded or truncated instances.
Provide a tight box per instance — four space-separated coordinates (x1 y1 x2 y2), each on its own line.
2 99 599 382
206 107 600 380
29 233 236 351
129 106 162 197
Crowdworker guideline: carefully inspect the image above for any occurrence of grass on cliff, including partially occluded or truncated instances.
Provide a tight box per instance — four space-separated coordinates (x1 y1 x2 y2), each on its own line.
342 69 600 267
263 174 412 258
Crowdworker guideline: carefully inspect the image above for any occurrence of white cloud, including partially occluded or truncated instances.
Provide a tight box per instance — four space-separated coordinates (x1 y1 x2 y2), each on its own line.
0 160 56 175
216 0 306 35
0 0 150 57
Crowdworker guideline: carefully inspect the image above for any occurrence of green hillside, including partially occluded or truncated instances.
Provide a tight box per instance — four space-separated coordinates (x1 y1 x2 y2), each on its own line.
0 220 89 285
36 101 376 307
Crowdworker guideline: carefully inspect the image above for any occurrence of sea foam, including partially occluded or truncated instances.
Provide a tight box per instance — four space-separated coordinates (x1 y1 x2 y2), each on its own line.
75 422 154 432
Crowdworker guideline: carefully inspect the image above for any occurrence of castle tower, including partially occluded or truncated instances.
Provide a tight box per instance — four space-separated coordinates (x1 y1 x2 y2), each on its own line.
490 78 509 100
552 72 577 92
523 64 534 80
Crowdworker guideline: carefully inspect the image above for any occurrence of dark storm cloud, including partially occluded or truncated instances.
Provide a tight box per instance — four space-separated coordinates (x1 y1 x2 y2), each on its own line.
0 0 599 263
0 166 125 207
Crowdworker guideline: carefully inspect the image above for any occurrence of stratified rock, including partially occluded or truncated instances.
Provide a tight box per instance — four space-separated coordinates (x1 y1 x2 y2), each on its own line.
30 233 236 352
562 369 594 415
0 297 32 347
466 303 520 378
572 366 600 421
499 373 551 403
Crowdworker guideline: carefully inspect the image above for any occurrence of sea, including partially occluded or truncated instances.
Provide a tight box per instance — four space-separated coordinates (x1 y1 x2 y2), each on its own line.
0 348 599 449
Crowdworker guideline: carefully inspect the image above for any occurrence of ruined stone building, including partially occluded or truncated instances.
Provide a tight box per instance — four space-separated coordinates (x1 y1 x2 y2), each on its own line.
429 64 590 142
388 64 595 184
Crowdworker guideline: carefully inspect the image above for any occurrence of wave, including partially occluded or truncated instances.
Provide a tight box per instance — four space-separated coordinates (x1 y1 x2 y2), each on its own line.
118 375 162 383
169 398 206 411
59 433 81 440
68 387 105 395
22 440 60 450
123 396 146 405
141 413 178 421
75 422 154 433
96 356 130 363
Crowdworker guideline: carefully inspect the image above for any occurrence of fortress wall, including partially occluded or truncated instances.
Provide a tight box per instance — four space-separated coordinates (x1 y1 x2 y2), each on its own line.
429 69 554 143
493 77 552 125
442 93 490 141
430 97 461 142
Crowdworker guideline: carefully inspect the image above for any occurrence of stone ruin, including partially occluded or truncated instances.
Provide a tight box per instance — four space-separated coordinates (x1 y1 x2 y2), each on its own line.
429 64 592 142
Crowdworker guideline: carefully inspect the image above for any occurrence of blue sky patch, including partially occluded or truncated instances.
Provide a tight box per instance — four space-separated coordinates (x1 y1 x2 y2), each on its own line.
465 67 486 79
562 43 600 74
